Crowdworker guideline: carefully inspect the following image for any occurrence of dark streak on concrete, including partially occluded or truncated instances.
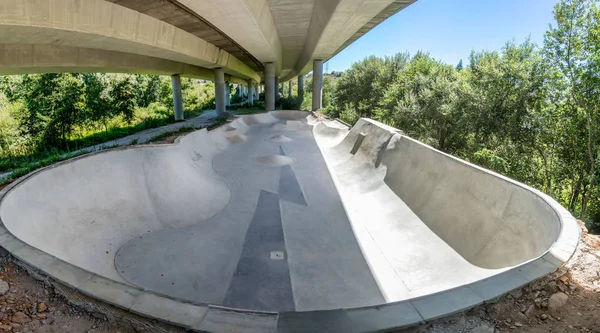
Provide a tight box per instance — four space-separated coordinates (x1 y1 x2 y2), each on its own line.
222 190 295 311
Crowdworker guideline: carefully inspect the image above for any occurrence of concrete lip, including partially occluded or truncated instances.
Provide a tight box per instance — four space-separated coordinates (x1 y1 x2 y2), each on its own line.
0 111 579 332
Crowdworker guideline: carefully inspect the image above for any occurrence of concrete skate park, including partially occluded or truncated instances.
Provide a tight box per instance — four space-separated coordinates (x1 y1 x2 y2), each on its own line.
0 0 580 332
0 111 580 332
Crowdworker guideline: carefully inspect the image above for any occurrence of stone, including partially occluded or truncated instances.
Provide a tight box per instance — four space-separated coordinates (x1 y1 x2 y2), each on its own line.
0 279 9 296
31 313 46 320
11 312 30 324
541 300 548 309
548 292 569 313
540 314 548 320
37 303 47 312
525 305 536 318
0 324 11 331
544 281 558 293
534 298 542 308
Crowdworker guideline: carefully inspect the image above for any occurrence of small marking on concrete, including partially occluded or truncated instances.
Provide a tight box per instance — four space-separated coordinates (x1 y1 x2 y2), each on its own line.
270 251 284 260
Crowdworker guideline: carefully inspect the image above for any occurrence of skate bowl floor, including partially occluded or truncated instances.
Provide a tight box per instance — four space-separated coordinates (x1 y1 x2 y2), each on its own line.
0 111 579 332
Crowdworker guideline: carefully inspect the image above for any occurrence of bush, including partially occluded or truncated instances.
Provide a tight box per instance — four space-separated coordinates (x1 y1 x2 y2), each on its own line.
279 96 303 110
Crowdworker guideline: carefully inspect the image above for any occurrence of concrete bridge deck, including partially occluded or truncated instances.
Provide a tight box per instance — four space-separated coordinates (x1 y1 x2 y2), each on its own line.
0 111 579 332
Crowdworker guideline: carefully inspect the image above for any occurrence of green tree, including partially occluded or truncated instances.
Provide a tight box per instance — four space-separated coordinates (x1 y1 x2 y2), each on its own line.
44 74 86 149
545 0 600 217
82 73 112 132
110 75 136 124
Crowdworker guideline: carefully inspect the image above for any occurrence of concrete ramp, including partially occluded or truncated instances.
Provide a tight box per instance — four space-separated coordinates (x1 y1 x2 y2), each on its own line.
0 112 579 332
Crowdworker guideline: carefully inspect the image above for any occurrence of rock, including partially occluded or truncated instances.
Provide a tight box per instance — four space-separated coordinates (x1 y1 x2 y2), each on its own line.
541 314 548 320
37 303 47 313
11 312 30 324
525 305 536 318
514 322 523 327
0 324 11 331
0 279 9 296
548 292 569 313
545 281 558 293
541 300 549 309
31 313 46 320
516 312 528 322
534 298 542 308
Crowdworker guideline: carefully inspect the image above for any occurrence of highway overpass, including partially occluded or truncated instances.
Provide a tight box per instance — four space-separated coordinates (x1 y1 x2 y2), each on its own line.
0 0 416 118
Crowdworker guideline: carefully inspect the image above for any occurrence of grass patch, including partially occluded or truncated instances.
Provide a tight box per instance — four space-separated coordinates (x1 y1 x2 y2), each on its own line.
0 106 207 173
0 108 213 187
0 148 108 187
232 106 267 115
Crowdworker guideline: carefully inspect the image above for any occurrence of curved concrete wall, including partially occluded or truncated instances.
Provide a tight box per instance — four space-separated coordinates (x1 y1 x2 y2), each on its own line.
0 129 232 282
382 134 560 268
319 118 561 270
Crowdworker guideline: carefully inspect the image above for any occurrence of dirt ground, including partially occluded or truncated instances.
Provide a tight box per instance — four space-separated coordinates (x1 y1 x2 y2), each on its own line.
0 218 596 333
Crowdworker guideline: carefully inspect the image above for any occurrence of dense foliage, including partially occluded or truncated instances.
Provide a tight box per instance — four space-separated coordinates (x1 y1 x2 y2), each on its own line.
321 0 600 229
0 74 215 171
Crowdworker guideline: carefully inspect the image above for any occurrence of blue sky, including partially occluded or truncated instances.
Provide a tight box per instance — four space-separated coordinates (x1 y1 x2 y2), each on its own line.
326 0 558 72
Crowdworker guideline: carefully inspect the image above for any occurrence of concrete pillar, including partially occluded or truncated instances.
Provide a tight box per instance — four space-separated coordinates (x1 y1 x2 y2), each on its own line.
274 76 280 105
171 74 184 121
248 80 254 105
312 59 323 110
265 63 275 111
214 68 226 116
225 81 231 106
236 85 241 97
288 80 292 97
298 76 304 97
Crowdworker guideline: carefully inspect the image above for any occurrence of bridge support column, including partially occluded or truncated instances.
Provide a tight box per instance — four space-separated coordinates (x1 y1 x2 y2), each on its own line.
288 80 292 97
275 76 280 105
248 80 254 105
171 75 184 121
226 81 231 106
214 68 226 116
265 63 275 111
298 76 304 97
312 60 323 111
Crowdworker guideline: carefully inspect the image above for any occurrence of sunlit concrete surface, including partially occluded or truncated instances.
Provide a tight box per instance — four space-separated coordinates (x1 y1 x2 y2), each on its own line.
0 111 579 332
